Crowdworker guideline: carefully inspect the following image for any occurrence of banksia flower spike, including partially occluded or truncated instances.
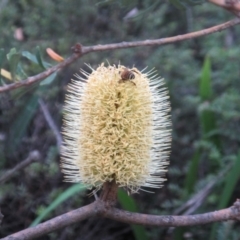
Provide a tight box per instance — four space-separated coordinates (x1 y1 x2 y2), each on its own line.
61 63 171 193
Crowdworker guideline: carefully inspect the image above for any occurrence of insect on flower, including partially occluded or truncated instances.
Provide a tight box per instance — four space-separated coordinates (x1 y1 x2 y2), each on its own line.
119 68 139 85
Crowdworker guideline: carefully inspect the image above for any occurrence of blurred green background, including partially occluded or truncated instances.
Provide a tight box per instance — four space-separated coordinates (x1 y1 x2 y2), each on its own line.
0 0 240 239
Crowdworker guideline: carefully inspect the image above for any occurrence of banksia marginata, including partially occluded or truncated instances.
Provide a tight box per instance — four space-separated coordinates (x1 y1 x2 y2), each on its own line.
61 63 171 193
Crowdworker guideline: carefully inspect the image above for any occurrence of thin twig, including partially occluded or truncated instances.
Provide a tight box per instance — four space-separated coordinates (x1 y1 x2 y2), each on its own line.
0 150 40 184
83 18 240 53
2 199 240 240
173 181 214 215
174 166 230 215
38 99 62 150
0 18 240 93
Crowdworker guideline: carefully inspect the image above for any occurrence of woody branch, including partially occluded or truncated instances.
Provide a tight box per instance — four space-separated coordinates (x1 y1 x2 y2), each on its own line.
0 18 240 93
2 198 240 240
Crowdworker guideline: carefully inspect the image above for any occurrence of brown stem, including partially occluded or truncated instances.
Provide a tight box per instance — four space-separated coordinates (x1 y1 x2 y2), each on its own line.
0 151 40 184
82 18 240 54
1 18 240 93
1 202 98 240
100 180 118 207
103 199 240 227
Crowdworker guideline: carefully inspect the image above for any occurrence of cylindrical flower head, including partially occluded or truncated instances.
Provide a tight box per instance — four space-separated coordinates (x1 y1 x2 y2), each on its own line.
61 63 171 193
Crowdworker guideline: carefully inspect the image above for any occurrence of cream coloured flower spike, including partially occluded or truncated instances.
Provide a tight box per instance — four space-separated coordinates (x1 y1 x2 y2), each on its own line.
61 63 171 193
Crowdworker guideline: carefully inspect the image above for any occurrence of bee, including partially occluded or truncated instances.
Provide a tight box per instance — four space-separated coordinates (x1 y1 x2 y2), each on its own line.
118 68 139 85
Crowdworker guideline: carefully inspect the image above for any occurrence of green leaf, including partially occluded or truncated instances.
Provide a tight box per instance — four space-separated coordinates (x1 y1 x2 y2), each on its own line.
199 57 221 150
7 85 47 152
0 48 5 82
184 149 200 194
30 184 86 227
16 63 28 79
7 94 38 152
40 72 57 86
6 48 21 80
168 0 204 9
96 0 137 8
22 51 38 64
218 152 240 209
22 50 51 68
168 0 185 10
35 46 47 69
118 189 148 240
199 56 212 101
200 109 216 136
184 0 204 5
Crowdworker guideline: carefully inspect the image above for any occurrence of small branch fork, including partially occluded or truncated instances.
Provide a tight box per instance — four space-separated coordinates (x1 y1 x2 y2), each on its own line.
0 18 240 93
0 151 40 184
2 183 240 240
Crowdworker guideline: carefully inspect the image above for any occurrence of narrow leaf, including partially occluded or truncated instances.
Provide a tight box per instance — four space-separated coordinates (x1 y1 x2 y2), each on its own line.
35 46 47 69
118 189 148 240
184 0 204 5
199 56 212 101
0 49 5 82
22 51 51 68
22 51 38 64
6 85 47 152
199 57 221 149
210 152 240 240
218 152 240 209
16 63 28 79
1 69 12 81
7 48 21 80
30 184 86 227
7 94 38 152
184 149 200 194
40 72 57 86
168 0 185 10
